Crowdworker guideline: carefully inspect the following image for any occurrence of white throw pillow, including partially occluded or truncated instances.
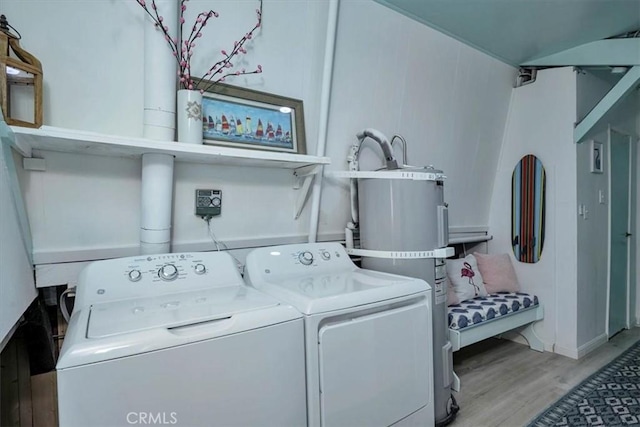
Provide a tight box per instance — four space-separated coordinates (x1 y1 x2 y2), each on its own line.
447 254 488 302
474 252 521 294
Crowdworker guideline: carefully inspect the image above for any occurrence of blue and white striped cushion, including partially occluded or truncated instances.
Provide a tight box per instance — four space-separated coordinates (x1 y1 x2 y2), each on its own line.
448 292 539 330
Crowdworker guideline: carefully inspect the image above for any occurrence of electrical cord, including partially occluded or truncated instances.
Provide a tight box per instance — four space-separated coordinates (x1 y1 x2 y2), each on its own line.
205 216 221 251
203 216 245 275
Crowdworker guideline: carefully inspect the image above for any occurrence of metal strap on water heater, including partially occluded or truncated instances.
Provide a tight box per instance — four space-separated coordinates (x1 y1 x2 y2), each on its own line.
328 171 446 181
346 247 454 259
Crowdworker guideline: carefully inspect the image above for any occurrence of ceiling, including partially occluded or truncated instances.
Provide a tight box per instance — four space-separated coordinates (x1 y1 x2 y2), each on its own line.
374 0 640 67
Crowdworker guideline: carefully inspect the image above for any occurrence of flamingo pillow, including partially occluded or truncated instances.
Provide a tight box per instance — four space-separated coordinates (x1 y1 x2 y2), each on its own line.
447 254 488 303
445 277 460 306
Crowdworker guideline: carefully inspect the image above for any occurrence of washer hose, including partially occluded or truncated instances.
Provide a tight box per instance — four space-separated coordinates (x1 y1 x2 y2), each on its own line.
59 287 76 322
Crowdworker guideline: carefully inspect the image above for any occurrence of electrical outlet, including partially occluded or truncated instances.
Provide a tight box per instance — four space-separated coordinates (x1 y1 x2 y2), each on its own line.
195 189 222 217
578 203 589 220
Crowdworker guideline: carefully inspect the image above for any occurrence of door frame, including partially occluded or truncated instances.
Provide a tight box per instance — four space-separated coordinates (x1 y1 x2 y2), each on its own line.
606 126 634 336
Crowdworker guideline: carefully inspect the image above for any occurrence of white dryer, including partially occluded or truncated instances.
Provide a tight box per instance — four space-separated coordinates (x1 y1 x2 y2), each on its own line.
57 251 307 427
245 242 434 427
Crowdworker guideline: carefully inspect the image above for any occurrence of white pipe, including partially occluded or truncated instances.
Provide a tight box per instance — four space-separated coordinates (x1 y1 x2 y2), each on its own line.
141 154 174 254
141 0 178 255
308 0 339 243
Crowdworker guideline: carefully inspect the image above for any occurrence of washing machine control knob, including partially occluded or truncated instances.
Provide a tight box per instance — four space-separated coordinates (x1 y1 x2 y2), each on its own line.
320 251 331 261
298 251 314 266
194 263 206 275
128 269 142 282
159 264 178 281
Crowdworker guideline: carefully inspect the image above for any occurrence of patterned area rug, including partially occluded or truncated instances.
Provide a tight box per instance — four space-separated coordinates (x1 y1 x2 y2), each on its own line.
528 340 640 426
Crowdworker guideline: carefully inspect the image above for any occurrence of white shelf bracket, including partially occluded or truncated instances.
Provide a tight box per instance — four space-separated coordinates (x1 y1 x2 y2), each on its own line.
293 165 321 219
23 157 46 171
293 164 320 189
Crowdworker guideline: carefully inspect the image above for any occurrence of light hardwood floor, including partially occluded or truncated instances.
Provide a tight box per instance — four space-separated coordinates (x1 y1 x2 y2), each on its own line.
451 328 640 427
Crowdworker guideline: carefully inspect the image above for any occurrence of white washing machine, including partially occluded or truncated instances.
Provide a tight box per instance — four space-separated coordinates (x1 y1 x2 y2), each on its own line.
245 242 434 427
57 251 307 427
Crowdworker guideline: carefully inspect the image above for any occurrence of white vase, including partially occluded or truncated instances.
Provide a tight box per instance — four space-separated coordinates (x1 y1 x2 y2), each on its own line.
176 89 203 144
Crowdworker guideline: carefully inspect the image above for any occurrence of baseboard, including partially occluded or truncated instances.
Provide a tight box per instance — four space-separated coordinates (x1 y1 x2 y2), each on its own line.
554 333 608 360
554 344 579 359
577 333 609 358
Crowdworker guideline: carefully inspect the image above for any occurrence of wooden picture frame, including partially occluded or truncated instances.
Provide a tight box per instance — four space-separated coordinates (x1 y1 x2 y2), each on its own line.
590 140 604 174
193 79 306 154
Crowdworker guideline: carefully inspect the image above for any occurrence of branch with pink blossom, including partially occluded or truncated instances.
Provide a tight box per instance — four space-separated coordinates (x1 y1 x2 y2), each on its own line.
135 0 263 92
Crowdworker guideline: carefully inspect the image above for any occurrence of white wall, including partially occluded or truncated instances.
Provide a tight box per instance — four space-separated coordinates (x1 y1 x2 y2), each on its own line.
636 103 640 325
575 138 608 347
2 0 331 267
488 67 578 355
489 67 640 358
319 0 516 236
575 71 638 348
3 0 327 140
4 0 516 275
627 125 638 331
574 71 613 350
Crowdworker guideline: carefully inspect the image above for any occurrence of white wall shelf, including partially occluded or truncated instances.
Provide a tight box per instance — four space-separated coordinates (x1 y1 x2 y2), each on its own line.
10 125 331 170
449 235 493 244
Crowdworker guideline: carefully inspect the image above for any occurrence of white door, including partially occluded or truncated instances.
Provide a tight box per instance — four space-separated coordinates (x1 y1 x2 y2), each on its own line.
608 128 631 337
318 302 431 427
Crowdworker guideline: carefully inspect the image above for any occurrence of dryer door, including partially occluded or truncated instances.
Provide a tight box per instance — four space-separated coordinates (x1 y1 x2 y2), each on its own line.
318 299 431 426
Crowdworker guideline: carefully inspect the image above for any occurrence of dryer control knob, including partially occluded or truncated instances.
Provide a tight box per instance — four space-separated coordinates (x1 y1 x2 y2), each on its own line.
194 264 206 275
128 269 142 282
159 264 178 281
298 251 314 266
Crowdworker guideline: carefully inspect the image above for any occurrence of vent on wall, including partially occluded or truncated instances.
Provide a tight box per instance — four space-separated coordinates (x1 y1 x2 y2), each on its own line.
515 68 537 87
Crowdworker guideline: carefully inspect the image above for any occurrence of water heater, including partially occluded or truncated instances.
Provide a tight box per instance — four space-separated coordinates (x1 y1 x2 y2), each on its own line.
358 168 454 425
342 129 457 426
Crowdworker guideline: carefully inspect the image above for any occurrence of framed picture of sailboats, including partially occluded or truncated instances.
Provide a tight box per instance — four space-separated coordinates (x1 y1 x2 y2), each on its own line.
194 79 306 154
